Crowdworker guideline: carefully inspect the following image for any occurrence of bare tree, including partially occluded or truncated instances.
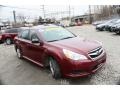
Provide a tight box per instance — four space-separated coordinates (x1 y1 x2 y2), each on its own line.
93 5 118 21
17 14 27 23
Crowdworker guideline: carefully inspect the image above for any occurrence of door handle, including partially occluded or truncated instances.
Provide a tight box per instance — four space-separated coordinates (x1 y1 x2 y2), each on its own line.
26 43 30 46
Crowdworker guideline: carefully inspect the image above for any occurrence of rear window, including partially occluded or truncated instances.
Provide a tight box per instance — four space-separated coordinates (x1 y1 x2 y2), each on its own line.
5 28 22 33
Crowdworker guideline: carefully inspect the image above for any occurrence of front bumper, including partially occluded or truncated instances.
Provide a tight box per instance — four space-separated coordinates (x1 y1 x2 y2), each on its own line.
61 52 106 78
96 26 105 31
111 27 116 32
114 28 120 34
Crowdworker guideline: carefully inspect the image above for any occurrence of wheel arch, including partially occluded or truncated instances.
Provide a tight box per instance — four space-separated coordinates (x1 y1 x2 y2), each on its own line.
43 50 64 70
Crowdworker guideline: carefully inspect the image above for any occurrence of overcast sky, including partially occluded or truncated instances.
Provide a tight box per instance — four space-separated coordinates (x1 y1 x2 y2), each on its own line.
0 5 89 22
1 0 120 22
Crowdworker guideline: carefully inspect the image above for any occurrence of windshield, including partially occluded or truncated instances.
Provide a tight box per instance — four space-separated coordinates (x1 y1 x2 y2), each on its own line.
40 27 76 42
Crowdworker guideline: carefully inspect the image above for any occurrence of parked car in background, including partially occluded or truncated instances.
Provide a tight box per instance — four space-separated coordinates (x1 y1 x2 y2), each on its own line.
76 21 82 26
0 30 5 43
114 24 120 34
96 19 117 31
110 23 120 32
92 20 107 26
96 22 108 31
105 19 120 32
69 22 76 27
14 24 106 79
0 28 24 45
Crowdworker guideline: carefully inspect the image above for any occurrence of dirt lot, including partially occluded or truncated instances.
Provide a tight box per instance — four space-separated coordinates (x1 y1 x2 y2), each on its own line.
0 25 120 85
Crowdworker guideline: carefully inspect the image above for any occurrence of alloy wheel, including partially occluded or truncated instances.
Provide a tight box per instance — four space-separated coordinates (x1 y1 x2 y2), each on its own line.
6 38 11 45
16 48 21 58
49 60 55 76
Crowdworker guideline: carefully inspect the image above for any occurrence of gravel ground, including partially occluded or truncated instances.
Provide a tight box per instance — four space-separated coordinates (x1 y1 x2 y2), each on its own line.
0 25 120 85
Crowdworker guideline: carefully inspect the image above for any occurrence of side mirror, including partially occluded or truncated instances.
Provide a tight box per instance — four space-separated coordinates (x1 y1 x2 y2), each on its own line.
31 38 44 46
31 38 39 43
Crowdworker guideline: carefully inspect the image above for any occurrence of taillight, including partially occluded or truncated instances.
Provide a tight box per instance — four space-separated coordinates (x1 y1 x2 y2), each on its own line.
0 35 2 39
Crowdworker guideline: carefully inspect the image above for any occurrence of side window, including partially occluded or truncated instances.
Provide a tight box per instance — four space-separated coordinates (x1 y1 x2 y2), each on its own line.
31 33 39 42
20 30 29 40
10 29 18 33
5 29 18 33
5 30 10 33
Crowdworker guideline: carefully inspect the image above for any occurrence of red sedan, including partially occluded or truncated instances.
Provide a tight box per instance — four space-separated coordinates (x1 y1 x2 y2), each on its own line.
0 28 23 45
14 24 106 79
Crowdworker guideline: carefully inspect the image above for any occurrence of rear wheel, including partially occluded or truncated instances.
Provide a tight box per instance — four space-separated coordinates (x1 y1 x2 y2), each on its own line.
109 29 112 32
49 57 61 79
16 48 23 59
103 27 106 31
5 38 12 45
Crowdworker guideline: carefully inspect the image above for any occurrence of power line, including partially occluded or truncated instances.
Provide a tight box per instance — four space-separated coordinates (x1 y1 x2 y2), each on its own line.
41 5 46 19
89 5 92 24
0 4 75 20
0 4 42 11
69 5 71 18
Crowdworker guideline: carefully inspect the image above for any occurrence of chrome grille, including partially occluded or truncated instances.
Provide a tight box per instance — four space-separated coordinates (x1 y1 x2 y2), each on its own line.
88 47 103 59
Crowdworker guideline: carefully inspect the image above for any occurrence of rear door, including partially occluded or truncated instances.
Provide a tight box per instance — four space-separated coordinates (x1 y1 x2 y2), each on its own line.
18 29 31 57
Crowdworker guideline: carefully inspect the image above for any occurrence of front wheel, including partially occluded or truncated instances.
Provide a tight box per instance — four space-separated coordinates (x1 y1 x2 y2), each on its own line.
49 57 61 79
16 48 23 59
5 38 12 45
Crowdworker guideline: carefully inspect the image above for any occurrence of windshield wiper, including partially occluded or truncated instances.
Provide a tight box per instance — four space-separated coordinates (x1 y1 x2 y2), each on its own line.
48 37 74 42
48 39 60 42
60 36 74 40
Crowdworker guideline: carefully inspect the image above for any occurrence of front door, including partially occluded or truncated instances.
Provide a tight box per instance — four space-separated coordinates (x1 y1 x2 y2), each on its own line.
27 32 45 65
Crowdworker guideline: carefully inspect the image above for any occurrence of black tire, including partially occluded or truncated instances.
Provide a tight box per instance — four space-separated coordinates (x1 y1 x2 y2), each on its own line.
109 29 112 32
103 27 106 31
5 38 12 45
49 57 61 79
115 30 120 35
111 29 113 32
0 40 3 44
16 47 23 59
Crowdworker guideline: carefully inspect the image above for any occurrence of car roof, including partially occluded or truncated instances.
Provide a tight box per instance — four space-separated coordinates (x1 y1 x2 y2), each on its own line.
20 27 30 30
32 24 62 31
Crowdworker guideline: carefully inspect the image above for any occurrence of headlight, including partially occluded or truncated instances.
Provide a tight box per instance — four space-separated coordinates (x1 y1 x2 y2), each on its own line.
63 49 87 60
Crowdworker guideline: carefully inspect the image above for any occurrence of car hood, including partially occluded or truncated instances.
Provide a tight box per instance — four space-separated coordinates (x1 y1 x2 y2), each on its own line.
97 24 105 27
50 37 101 53
108 23 115 26
97 23 108 27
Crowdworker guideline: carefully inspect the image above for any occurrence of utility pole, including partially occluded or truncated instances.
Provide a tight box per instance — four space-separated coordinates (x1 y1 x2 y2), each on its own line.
72 7 75 17
41 5 46 20
13 10 16 24
69 5 71 19
69 5 71 18
68 4 71 23
0 5 3 22
89 5 92 24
